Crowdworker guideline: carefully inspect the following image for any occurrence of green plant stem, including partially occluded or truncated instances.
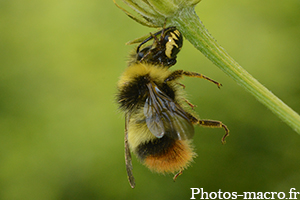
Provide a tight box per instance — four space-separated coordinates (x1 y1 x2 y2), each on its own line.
172 7 300 134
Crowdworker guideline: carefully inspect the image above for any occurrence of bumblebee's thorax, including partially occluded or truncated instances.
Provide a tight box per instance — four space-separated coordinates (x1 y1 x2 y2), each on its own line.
117 63 175 112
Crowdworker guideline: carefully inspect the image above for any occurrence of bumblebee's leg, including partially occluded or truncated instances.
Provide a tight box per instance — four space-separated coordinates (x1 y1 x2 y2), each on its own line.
187 113 229 144
136 30 162 53
198 120 229 144
137 26 175 53
176 82 186 89
125 114 135 188
183 98 197 110
164 70 222 88
139 32 160 62
173 170 183 182
175 83 196 109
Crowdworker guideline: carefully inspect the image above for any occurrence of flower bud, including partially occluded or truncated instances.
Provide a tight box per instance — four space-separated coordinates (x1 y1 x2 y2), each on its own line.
114 0 201 27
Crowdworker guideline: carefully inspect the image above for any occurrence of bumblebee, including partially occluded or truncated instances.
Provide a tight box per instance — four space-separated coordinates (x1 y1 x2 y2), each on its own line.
117 27 229 188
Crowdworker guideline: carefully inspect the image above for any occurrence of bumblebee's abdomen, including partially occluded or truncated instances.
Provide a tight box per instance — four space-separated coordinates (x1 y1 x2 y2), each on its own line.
135 136 196 174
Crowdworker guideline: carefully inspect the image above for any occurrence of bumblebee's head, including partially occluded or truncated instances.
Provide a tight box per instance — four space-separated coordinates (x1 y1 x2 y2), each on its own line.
161 27 183 60
136 27 183 67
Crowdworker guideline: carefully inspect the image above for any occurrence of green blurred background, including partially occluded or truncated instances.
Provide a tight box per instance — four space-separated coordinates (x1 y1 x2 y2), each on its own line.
1 0 300 199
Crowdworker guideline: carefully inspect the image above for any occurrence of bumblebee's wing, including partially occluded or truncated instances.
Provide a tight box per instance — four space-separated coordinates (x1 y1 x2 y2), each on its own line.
144 82 194 140
124 114 135 189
